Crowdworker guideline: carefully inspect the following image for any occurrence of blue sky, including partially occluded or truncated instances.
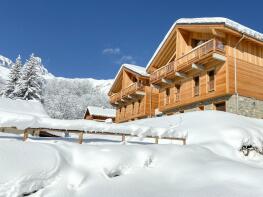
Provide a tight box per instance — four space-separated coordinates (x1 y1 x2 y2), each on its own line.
0 0 262 79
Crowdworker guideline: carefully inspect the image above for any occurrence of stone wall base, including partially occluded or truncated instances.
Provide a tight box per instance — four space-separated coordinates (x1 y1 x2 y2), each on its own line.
162 95 263 119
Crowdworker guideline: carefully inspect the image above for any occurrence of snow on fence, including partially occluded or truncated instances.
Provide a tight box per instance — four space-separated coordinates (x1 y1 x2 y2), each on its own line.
20 127 186 145
0 105 186 144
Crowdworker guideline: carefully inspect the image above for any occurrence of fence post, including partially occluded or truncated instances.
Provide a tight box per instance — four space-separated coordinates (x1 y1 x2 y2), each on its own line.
121 134 125 142
155 136 159 144
79 131 84 144
23 129 29 141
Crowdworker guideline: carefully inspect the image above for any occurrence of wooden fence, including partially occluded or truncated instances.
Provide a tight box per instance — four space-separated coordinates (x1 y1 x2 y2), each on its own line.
0 127 186 145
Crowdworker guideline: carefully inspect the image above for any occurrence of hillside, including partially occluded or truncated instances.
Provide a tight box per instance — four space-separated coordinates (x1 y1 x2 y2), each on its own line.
0 54 113 119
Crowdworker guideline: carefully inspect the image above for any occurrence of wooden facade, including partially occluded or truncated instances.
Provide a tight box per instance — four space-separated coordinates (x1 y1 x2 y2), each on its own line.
109 18 263 122
147 20 263 114
108 65 158 123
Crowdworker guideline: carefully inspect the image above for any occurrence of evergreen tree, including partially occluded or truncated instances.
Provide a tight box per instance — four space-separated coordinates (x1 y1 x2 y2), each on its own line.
1 55 23 98
15 54 42 101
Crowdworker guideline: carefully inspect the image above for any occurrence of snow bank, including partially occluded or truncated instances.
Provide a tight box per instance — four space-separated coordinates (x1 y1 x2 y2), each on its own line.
2 109 263 196
0 139 60 197
1 133 263 196
0 97 49 118
124 111 263 155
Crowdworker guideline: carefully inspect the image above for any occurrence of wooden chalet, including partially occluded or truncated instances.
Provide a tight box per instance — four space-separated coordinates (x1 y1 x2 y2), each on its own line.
109 17 263 121
108 64 158 123
84 106 116 122
146 17 263 117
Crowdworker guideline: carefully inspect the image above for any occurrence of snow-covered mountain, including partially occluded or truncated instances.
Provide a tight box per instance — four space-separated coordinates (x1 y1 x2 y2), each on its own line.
0 55 13 68
0 54 113 119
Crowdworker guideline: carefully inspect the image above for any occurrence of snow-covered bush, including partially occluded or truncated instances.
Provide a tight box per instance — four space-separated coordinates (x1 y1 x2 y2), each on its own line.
42 78 111 119
239 138 263 156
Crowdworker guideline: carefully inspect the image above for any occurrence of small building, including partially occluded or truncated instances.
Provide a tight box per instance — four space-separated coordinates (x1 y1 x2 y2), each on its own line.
84 106 116 122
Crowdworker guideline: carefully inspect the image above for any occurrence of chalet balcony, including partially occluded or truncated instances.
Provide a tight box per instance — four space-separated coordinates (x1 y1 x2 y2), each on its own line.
150 61 176 85
109 82 146 105
149 39 225 86
177 39 225 72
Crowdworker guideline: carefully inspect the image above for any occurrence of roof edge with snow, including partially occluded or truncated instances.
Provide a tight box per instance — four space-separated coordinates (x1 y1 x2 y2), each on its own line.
108 64 149 95
85 106 116 118
146 17 263 71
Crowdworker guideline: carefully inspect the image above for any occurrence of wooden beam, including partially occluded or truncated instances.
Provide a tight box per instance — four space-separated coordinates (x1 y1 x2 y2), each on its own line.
212 28 226 38
135 91 146 96
151 84 161 89
127 95 134 99
192 63 204 71
161 78 173 84
175 72 187 78
213 53 226 61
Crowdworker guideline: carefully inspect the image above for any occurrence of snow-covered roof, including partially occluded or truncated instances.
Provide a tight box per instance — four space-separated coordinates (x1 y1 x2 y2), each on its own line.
122 64 149 77
86 106 116 118
146 17 263 70
109 64 149 94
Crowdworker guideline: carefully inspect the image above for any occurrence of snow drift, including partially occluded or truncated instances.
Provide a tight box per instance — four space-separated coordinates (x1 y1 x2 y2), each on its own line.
2 110 263 196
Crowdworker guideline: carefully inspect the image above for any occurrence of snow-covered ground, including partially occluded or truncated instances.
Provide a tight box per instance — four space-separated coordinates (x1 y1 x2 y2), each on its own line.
2 106 263 196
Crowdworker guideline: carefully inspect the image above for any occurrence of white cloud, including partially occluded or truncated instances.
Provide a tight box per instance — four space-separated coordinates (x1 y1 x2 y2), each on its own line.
102 48 121 55
102 47 136 65
116 55 136 65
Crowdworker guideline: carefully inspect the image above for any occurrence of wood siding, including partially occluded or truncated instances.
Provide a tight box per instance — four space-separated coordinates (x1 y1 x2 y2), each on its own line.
159 61 227 112
115 87 158 123
227 35 263 99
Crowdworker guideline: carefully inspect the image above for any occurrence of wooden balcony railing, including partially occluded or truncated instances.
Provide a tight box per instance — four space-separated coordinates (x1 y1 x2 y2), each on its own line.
150 39 225 84
150 61 176 83
109 92 122 104
194 86 200 96
122 82 145 98
110 82 145 104
177 39 225 72
208 80 215 92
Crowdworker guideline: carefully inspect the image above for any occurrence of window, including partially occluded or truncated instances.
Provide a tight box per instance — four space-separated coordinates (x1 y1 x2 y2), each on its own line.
193 76 200 96
165 88 170 105
215 102 226 112
131 76 137 83
191 39 206 48
199 106 204 111
138 100 141 114
124 106 127 118
132 102 135 115
175 85 180 101
208 70 215 92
